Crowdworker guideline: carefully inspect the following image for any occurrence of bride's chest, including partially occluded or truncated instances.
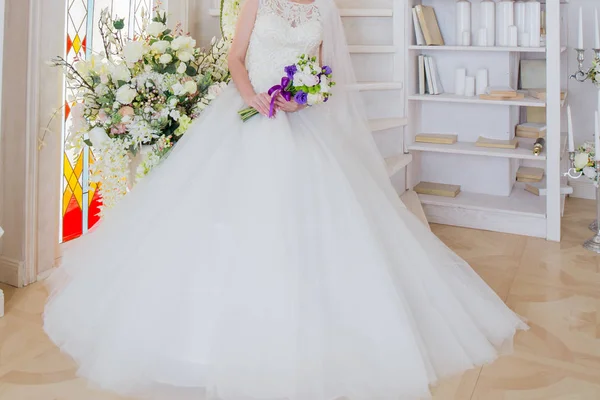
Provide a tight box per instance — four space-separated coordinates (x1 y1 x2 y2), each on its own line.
252 12 323 51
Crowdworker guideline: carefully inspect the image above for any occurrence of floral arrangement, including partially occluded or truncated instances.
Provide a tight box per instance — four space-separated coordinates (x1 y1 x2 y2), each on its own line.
587 57 600 88
54 6 230 210
574 141 598 183
220 0 242 40
239 54 334 121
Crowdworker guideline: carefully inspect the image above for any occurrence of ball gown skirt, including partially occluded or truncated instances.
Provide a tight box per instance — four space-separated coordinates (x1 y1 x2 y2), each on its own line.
44 85 528 400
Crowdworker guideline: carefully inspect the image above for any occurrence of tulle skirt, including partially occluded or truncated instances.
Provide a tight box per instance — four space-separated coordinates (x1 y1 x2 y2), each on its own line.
44 86 528 400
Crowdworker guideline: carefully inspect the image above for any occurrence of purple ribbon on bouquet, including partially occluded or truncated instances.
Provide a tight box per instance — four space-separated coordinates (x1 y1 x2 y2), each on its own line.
267 77 292 118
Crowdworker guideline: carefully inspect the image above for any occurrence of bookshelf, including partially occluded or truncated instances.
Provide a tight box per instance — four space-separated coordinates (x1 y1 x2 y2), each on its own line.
405 0 568 241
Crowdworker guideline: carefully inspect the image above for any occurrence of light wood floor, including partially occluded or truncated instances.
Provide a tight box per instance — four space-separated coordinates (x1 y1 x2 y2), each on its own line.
1 197 600 400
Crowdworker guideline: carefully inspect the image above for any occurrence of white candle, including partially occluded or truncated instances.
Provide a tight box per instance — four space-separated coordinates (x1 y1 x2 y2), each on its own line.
595 111 600 161
594 8 600 49
579 7 584 49
567 105 575 152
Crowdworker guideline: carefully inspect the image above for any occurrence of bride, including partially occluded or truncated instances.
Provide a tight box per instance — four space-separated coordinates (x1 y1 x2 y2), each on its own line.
44 0 528 399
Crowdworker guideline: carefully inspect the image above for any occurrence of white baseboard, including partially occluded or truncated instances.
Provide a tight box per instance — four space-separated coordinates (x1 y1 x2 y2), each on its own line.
0 255 22 287
568 177 596 200
0 289 4 317
422 204 547 238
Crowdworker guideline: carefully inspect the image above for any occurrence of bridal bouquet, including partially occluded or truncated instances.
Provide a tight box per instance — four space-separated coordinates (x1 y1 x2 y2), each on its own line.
53 6 231 210
239 54 335 121
574 142 599 183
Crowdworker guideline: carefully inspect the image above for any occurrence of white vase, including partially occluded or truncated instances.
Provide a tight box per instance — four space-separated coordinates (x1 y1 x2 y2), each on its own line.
127 144 154 190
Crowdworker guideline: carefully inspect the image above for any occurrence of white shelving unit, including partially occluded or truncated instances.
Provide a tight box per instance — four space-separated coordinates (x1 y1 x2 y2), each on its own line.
405 0 568 241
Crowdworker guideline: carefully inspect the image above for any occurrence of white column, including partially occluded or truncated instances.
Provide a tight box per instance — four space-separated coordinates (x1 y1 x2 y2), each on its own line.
546 0 561 241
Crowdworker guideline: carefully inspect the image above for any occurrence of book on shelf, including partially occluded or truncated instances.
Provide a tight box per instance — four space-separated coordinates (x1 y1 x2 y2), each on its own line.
412 7 426 46
414 5 444 46
524 181 547 196
475 137 519 149
422 56 443 95
516 167 544 183
414 182 461 198
528 88 567 101
418 55 426 95
480 87 525 101
516 122 546 139
415 133 457 144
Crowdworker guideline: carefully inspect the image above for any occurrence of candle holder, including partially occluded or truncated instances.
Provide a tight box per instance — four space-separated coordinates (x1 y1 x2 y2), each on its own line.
564 152 583 179
584 161 600 253
570 48 600 83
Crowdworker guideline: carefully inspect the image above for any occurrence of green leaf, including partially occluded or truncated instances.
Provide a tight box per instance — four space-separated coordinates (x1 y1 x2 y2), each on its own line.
116 80 128 88
113 18 125 30
164 63 177 74
83 139 94 147
185 66 198 76
163 29 172 36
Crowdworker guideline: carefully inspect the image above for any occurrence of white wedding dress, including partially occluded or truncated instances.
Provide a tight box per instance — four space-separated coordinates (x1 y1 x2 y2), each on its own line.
44 0 528 399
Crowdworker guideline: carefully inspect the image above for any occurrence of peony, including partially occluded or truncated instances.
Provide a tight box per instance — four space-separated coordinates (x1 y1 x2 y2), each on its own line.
88 127 110 147
110 63 131 83
574 152 590 170
151 40 170 53
147 21 167 37
123 41 146 64
184 80 197 94
159 54 173 64
171 36 196 51
116 85 137 104
208 82 226 98
584 166 598 179
177 62 187 74
177 51 193 62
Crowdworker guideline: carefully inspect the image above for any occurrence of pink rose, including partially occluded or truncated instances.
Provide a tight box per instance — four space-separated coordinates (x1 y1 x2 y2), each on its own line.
110 123 127 134
118 106 134 117
97 109 108 123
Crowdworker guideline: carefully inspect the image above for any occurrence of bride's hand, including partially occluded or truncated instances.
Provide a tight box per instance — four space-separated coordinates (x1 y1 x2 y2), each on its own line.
275 95 306 113
246 93 273 117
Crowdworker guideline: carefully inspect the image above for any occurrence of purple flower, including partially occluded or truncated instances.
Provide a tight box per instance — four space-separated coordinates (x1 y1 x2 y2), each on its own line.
294 91 308 105
322 65 332 75
284 64 297 80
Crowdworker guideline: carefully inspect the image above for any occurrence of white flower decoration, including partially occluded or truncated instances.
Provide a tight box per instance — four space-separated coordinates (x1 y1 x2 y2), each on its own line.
147 22 167 37
116 85 137 104
574 152 590 170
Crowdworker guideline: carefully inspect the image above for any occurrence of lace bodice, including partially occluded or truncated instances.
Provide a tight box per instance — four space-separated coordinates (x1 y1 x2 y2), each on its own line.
246 0 323 93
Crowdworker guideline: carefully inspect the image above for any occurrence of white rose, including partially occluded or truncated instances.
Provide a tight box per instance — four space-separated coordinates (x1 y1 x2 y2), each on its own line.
208 83 225 98
110 63 131 83
89 54 106 74
177 62 187 74
88 127 110 147
172 83 185 95
292 73 307 87
74 60 90 76
303 74 319 87
574 152 590 169
151 40 170 53
123 41 146 64
171 36 196 51
307 93 321 106
177 51 193 62
159 54 173 64
584 166 598 179
169 109 181 120
116 85 137 104
184 80 197 94
147 22 167 37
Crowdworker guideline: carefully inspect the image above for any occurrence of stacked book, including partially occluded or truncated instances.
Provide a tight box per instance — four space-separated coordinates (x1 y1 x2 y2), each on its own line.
516 123 546 139
417 55 444 95
412 5 444 46
479 87 524 101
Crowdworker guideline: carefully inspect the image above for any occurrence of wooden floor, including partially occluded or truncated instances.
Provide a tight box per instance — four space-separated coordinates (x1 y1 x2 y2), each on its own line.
1 197 600 399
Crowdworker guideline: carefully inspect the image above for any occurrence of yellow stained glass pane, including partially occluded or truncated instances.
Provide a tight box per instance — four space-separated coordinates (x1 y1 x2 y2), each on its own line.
74 182 84 209
62 186 74 216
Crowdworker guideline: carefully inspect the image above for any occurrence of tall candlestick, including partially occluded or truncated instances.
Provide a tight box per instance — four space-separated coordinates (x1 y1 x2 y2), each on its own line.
579 7 584 49
567 105 575 152
595 8 600 49
595 111 600 161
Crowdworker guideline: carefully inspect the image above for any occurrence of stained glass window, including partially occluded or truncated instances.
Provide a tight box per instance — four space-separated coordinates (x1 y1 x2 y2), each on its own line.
61 0 154 242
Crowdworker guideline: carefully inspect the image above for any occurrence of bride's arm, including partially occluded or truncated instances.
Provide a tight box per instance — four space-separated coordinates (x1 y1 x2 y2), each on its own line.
227 0 271 116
